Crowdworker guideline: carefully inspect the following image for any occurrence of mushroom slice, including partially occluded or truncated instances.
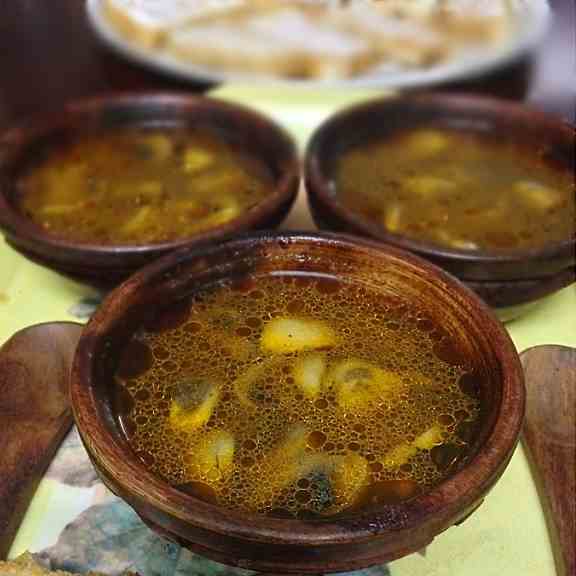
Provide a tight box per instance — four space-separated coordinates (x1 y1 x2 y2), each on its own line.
187 429 235 481
514 180 563 211
201 195 242 228
233 356 284 408
276 425 310 462
169 378 219 432
403 176 457 197
290 452 369 515
261 317 337 353
434 229 479 251
120 205 154 236
135 133 174 161
136 180 164 202
192 170 244 196
383 202 403 233
249 426 368 515
403 130 450 156
322 452 369 515
181 146 215 173
39 162 87 205
381 442 418 469
382 424 443 469
39 201 86 216
328 359 403 410
413 424 443 450
248 425 309 508
293 352 327 399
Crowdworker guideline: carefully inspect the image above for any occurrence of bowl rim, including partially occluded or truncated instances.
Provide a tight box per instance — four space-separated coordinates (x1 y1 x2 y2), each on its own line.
71 230 525 547
0 91 299 265
304 92 575 273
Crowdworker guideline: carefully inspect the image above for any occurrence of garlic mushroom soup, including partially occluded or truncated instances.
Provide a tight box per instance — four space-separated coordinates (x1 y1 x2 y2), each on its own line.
113 273 482 519
334 129 575 251
17 127 273 244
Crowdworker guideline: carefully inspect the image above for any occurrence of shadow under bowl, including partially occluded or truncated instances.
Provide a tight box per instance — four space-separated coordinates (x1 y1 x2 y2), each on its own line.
304 93 575 317
0 92 299 288
70 231 525 574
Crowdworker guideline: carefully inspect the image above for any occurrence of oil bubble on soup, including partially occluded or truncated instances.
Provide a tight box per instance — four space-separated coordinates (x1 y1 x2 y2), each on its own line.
335 129 575 251
114 273 482 518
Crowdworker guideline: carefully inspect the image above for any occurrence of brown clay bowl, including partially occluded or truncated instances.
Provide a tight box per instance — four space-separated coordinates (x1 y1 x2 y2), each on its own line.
70 231 525 574
304 94 575 317
0 92 299 288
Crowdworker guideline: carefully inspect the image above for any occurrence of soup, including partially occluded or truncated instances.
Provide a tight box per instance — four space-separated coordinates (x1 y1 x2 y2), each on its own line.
18 127 273 244
335 129 575 251
114 272 481 519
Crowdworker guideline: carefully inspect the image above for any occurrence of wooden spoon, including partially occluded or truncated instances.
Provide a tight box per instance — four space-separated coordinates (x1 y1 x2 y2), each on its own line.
521 345 575 576
0 322 83 559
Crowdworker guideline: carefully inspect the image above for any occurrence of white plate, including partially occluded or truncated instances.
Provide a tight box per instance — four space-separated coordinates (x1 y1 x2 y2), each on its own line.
86 0 551 90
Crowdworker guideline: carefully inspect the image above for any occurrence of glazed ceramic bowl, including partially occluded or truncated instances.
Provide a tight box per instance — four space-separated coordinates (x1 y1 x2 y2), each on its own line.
70 231 525 574
305 94 575 318
0 93 299 288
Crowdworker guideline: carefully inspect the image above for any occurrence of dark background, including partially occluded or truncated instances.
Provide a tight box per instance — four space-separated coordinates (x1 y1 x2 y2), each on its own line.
0 0 574 129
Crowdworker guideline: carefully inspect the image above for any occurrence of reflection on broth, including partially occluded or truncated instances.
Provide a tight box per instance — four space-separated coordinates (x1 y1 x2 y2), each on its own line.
114 273 482 519
18 128 273 244
335 129 575 251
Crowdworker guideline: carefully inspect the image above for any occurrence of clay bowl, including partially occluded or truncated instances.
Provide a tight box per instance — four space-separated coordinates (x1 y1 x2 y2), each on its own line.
304 94 575 319
0 92 299 288
70 231 525 574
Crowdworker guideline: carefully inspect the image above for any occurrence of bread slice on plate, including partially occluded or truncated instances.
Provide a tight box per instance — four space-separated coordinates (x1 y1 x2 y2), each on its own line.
360 0 440 20
102 0 244 48
337 3 449 67
167 3 379 80
433 0 516 42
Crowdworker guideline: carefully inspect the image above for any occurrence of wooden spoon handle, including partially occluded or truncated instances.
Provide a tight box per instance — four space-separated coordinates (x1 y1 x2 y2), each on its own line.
0 322 83 559
521 345 575 576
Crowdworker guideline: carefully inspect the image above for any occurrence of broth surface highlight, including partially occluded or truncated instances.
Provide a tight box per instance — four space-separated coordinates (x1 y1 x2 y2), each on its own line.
18 127 273 244
115 273 481 519
335 129 575 251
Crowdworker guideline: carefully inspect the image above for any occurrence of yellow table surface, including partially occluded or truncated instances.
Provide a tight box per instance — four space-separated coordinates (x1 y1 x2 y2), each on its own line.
1 85 574 576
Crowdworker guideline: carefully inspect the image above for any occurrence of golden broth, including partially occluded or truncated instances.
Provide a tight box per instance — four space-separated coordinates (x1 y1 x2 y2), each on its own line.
335 130 575 251
114 273 481 519
18 128 273 244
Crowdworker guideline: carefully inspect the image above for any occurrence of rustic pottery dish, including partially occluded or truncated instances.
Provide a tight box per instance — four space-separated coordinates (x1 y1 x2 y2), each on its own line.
70 231 525 574
0 93 299 288
305 94 575 319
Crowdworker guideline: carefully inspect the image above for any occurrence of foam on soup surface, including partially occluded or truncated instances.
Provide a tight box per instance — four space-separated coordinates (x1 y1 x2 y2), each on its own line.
114 273 481 518
18 127 273 244
335 129 575 251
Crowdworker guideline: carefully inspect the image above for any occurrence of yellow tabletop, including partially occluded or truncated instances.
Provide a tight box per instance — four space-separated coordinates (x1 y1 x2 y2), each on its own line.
1 85 574 576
